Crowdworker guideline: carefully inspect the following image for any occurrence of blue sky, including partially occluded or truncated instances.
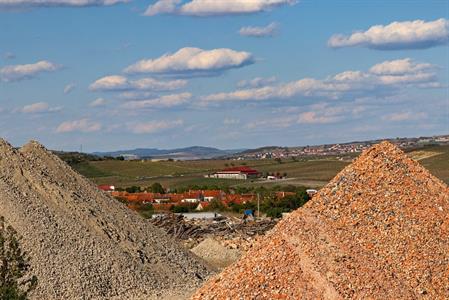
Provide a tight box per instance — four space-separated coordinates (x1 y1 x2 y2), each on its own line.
0 0 448 151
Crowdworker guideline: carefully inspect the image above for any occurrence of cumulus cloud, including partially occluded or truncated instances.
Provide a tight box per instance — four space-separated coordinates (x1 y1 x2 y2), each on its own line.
121 92 191 109
145 0 297 16
239 22 279 37
89 75 187 92
246 102 364 129
128 119 184 134
0 0 128 8
382 111 427 122
144 0 180 16
89 98 107 107
63 83 76 94
298 111 342 124
124 47 254 76
369 58 435 75
237 76 277 88
201 58 441 103
56 118 102 133
20 102 62 113
0 60 60 82
328 18 449 50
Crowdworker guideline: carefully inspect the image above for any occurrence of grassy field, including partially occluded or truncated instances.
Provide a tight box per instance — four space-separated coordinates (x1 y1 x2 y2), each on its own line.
71 145 449 189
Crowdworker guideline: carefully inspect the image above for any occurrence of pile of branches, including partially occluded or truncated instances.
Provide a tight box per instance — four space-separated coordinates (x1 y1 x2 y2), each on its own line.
150 214 277 240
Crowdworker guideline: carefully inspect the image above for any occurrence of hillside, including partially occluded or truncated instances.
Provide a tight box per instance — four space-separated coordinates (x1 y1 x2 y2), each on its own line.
69 144 449 190
193 141 449 299
0 139 213 299
93 146 244 160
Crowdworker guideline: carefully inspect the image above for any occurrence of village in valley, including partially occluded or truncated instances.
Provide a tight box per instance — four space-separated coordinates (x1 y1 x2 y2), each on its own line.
98 165 317 218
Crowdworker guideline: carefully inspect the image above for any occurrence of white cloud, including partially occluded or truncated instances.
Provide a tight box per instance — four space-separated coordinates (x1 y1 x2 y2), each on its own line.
369 58 434 75
56 118 102 133
328 18 449 50
239 22 279 37
144 0 180 16
237 76 277 88
21 102 61 113
298 111 342 124
121 92 191 109
89 75 187 91
63 83 76 94
145 0 297 16
118 91 156 100
201 58 441 103
0 60 60 82
124 47 254 75
89 98 107 107
0 0 128 8
128 119 184 134
246 116 296 129
382 111 427 122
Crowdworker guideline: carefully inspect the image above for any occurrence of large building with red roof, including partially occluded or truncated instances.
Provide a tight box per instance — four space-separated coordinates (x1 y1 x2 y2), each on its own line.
207 166 259 180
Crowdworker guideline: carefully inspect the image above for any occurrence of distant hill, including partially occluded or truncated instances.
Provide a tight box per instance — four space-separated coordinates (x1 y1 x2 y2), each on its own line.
93 146 245 160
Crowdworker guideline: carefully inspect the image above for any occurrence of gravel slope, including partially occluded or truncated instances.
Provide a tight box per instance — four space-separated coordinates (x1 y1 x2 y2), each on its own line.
192 141 449 299
0 139 213 299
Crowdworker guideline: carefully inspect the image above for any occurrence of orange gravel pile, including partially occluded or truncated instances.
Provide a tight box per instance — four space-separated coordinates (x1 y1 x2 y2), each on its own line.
192 141 449 299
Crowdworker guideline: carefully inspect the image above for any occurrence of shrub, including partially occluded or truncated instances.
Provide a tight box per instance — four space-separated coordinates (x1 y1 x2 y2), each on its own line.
265 207 284 218
0 217 37 300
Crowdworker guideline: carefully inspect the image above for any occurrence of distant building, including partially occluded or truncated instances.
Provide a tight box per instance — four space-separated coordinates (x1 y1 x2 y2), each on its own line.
306 189 318 197
207 166 259 180
98 185 115 192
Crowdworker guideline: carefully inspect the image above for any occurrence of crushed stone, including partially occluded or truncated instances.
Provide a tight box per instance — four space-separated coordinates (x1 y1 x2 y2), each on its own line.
192 141 449 299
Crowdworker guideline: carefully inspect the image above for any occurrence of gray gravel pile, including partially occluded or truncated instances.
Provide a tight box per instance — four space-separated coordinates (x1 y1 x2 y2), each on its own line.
191 238 241 269
0 139 213 300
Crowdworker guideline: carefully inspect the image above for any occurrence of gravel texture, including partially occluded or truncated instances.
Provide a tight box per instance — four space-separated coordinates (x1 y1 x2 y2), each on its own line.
0 139 213 300
192 141 449 299
191 238 241 269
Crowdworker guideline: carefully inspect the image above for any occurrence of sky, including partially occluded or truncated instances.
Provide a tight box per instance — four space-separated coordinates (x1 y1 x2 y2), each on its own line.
0 0 448 152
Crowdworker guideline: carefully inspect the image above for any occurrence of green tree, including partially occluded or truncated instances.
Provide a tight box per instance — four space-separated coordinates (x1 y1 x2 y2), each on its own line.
150 182 165 194
0 217 37 300
206 199 226 212
265 207 283 218
125 186 140 193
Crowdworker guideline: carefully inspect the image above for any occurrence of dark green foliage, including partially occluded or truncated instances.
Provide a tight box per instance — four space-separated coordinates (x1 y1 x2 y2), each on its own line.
265 207 284 218
125 186 141 193
205 199 226 212
170 204 196 213
0 217 37 300
149 182 165 194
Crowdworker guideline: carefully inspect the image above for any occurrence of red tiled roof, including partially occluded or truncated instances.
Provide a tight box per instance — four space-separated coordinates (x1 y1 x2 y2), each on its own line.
98 185 114 191
222 166 259 174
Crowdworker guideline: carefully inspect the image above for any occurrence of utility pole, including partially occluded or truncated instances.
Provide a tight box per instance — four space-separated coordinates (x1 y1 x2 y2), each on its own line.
257 193 260 219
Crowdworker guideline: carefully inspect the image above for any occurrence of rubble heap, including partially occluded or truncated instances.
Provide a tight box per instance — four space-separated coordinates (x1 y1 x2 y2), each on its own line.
192 141 449 299
0 139 213 300
150 213 277 242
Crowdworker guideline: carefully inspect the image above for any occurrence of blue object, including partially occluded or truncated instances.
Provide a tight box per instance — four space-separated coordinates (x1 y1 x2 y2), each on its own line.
244 209 254 216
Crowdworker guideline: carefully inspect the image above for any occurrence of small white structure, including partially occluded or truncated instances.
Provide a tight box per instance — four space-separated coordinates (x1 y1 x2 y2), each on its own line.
306 189 318 197
182 198 200 203
208 172 248 180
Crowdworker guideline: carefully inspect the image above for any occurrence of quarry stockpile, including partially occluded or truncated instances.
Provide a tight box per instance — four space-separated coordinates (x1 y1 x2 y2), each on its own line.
192 141 449 299
0 139 213 300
